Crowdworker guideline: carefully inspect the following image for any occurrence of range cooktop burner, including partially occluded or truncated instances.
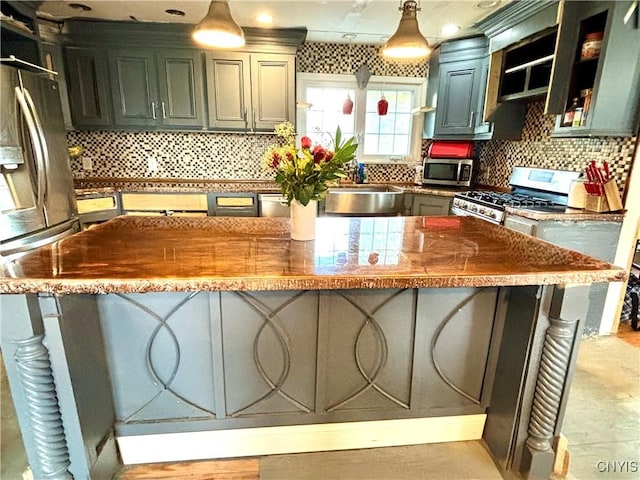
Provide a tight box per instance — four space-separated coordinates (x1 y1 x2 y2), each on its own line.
451 167 579 224
455 191 558 208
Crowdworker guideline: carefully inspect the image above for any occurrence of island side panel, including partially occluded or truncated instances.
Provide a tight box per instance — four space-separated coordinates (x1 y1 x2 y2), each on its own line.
97 292 218 425
412 287 499 413
99 287 499 441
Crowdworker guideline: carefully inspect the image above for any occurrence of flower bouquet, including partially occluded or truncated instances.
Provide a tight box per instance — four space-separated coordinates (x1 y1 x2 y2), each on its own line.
262 122 358 206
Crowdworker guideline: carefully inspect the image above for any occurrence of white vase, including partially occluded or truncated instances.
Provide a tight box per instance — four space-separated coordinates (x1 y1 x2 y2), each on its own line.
290 199 317 241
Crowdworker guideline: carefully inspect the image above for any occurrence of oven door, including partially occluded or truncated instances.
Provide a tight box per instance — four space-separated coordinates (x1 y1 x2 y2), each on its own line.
451 204 502 225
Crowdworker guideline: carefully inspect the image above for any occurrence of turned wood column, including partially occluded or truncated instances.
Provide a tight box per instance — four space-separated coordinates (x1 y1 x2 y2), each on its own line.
521 286 582 479
13 335 73 480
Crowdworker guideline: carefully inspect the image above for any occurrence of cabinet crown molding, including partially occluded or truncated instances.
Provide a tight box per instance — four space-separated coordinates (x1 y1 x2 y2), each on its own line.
61 20 307 53
475 0 559 38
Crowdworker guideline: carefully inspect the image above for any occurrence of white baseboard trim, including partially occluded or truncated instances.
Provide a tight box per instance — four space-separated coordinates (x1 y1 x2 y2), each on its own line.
118 414 486 465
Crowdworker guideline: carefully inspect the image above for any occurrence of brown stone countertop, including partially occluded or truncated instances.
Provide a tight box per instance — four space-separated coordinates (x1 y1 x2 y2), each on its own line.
73 178 461 197
505 206 625 222
0 215 625 295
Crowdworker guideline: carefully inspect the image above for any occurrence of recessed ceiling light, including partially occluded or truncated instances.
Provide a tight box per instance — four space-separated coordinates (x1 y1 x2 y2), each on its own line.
68 3 92 12
165 9 186 17
256 13 273 25
343 33 357 41
441 24 461 36
476 1 500 9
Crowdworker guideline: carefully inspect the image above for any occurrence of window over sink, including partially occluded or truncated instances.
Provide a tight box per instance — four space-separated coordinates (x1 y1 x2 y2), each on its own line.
297 73 426 163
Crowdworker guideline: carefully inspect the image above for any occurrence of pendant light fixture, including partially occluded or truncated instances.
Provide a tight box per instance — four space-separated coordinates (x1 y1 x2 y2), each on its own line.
382 0 430 59
193 1 245 49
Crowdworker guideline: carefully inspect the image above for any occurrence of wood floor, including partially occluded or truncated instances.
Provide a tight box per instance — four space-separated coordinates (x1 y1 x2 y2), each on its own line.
617 320 640 347
118 459 259 480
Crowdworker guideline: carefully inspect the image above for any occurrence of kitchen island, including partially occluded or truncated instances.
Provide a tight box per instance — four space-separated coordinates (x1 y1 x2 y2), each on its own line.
0 216 624 480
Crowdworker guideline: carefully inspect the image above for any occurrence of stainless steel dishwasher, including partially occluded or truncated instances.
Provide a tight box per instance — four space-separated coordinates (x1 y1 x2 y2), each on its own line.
258 193 290 217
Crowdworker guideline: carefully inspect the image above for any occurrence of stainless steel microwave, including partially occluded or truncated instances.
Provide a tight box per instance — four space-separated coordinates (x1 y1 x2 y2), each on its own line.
422 157 474 187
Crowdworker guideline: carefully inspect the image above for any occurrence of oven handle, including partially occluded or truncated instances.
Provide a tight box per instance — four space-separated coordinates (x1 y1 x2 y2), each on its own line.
451 205 470 217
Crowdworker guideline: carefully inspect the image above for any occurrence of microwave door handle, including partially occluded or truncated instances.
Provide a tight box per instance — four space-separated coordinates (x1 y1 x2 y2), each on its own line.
22 88 49 213
14 86 46 212
456 162 463 184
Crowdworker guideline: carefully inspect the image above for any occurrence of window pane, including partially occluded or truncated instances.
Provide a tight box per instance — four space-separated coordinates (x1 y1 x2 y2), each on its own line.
395 113 411 134
393 134 410 153
364 134 379 154
304 86 355 143
366 90 381 111
365 113 379 133
363 87 414 157
378 135 394 154
396 91 413 112
379 114 396 134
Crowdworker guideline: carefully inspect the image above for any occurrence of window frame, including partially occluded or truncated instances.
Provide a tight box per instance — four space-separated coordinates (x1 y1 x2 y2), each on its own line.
297 73 427 164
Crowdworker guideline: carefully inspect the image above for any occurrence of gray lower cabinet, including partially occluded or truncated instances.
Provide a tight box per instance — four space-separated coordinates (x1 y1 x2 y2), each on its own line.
108 48 205 129
205 52 296 132
411 194 453 216
97 287 496 431
64 46 112 127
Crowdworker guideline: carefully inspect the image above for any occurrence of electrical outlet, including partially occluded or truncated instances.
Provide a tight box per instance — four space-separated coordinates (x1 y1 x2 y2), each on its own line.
148 157 158 172
82 157 93 171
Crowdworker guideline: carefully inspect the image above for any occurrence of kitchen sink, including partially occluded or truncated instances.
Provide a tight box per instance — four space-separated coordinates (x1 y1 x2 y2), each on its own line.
324 186 405 215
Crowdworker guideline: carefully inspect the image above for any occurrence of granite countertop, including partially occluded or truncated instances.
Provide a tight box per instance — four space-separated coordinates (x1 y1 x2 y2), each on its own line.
73 178 458 196
504 206 625 222
0 216 625 295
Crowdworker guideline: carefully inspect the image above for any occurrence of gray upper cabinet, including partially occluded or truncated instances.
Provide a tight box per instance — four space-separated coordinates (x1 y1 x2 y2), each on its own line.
479 0 640 137
551 1 640 137
65 46 112 128
156 50 206 128
434 58 486 136
206 52 296 132
424 36 525 141
108 49 158 127
108 48 205 129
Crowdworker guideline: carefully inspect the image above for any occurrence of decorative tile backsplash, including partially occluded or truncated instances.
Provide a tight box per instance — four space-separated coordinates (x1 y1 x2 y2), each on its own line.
477 102 637 194
67 42 636 196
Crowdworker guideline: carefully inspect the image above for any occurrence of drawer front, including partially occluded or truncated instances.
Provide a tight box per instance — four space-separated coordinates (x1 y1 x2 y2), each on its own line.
77 196 118 214
121 193 208 212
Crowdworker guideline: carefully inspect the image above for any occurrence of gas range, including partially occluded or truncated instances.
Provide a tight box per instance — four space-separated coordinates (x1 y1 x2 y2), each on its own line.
451 167 582 224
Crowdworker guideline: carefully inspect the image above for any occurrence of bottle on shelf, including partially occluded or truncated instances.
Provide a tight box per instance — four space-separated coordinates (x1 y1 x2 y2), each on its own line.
562 97 579 127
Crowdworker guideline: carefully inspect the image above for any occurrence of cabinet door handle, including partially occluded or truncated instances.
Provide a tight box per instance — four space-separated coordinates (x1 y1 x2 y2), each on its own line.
161 102 167 119
468 111 475 128
151 102 157 119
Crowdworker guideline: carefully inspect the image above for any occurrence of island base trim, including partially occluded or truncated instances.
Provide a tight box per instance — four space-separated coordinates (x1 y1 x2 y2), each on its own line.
117 414 486 464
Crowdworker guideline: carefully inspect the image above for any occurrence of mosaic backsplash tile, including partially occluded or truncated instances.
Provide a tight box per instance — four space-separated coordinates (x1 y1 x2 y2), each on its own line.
476 102 636 195
66 43 636 196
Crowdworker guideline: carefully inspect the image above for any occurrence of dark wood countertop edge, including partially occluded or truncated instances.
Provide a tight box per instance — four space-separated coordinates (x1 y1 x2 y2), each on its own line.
0 269 627 295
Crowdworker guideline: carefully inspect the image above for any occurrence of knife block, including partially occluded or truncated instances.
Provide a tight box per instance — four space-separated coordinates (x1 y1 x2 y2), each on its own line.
585 194 609 212
603 178 623 211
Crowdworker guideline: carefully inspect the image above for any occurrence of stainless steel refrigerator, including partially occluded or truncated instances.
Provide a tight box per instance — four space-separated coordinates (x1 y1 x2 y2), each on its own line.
1 61 78 260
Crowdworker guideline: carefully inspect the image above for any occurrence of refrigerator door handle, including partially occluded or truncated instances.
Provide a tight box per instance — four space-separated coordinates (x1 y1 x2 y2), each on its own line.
22 87 50 216
14 86 46 213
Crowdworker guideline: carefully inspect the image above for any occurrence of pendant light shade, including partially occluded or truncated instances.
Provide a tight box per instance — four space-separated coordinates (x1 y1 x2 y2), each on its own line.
383 1 430 59
193 1 245 49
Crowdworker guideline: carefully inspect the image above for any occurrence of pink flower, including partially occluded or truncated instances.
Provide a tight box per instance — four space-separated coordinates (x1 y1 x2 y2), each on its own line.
313 145 326 163
270 152 281 168
301 136 312 149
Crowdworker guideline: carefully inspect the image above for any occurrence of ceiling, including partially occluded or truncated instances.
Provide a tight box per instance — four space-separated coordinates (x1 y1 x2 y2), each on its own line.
36 0 509 46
